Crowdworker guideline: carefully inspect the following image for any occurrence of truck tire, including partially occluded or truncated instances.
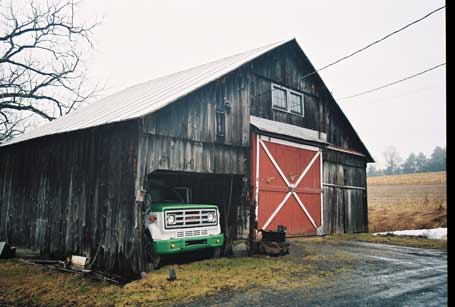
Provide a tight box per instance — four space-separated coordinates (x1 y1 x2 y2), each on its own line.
144 229 161 270
151 255 161 270
145 255 161 271
143 229 154 262
211 247 221 259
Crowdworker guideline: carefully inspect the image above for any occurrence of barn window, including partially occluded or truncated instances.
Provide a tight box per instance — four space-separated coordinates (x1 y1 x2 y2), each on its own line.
289 92 303 115
272 83 304 116
216 109 225 137
272 86 287 109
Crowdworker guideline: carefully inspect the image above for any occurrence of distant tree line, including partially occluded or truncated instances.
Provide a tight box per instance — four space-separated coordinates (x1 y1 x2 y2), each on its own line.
367 146 446 176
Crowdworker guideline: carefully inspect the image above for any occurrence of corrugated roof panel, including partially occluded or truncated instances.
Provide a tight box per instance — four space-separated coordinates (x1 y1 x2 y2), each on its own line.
2 39 291 147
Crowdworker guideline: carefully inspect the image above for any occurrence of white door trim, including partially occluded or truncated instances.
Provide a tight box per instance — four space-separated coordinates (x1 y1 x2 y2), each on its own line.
259 139 291 187
259 135 320 152
257 135 321 231
293 192 318 229
294 151 320 188
262 192 292 230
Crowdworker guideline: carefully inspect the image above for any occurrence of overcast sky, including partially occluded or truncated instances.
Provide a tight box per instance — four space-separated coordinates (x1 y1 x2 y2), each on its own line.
79 0 446 167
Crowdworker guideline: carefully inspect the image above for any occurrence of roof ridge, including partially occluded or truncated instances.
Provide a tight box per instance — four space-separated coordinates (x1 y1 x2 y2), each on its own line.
141 38 292 85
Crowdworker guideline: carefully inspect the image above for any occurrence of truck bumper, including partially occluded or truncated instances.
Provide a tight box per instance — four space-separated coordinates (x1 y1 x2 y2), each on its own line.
152 234 224 255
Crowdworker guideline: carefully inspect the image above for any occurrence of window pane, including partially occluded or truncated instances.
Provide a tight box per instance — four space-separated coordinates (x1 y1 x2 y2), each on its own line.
272 87 287 109
289 92 302 114
216 111 225 136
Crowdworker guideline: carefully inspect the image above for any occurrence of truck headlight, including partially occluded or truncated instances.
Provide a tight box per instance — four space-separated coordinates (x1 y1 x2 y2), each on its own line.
207 212 217 222
167 214 176 225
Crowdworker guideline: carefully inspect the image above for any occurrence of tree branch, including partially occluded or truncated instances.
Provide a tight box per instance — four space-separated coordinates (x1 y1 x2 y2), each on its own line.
0 0 99 143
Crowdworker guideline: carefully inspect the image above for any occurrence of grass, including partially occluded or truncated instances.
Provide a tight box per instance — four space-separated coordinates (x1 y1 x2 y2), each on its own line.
367 171 447 233
0 252 344 307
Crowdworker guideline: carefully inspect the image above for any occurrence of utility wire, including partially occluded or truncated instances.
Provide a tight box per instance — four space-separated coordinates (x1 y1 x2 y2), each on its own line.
300 5 446 81
344 82 443 105
337 63 446 101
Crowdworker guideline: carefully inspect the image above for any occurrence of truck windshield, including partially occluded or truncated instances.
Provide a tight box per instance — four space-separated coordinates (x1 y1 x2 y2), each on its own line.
145 186 185 205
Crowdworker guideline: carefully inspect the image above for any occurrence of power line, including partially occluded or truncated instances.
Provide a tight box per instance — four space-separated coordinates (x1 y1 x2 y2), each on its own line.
337 63 446 101
344 82 444 105
300 5 446 80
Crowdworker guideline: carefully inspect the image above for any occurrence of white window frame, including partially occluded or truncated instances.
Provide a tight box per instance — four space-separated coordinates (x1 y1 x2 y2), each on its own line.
271 84 288 110
288 90 304 115
271 83 304 117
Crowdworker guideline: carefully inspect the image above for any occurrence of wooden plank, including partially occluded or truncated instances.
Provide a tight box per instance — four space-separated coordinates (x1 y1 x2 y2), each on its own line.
322 183 366 191
0 121 141 278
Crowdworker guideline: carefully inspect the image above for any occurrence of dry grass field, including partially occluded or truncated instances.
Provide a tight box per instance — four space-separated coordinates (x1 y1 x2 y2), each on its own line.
367 171 447 233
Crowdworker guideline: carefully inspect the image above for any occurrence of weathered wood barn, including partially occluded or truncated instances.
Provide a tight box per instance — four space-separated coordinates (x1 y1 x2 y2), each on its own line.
0 39 373 277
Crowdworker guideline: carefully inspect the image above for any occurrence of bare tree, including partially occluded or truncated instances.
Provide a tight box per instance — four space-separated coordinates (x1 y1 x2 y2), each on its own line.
0 0 98 143
383 146 402 175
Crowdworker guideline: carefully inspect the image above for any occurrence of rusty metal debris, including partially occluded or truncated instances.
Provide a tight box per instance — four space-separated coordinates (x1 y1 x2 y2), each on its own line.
255 226 290 256
29 257 129 285
257 240 290 256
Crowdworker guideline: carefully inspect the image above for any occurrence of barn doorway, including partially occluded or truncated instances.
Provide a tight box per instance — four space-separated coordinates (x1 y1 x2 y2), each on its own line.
144 171 248 254
252 134 323 236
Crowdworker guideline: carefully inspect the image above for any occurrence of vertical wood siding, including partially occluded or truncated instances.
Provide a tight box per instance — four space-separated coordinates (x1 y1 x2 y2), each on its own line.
322 149 368 234
249 41 368 154
0 121 142 277
142 69 251 148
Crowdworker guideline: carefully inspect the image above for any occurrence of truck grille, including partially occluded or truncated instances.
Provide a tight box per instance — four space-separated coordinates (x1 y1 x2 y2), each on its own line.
176 229 208 238
165 209 217 229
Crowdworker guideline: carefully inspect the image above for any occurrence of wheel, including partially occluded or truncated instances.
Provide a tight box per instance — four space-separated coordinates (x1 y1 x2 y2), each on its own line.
152 255 161 269
143 229 154 262
211 247 221 259
145 255 161 271
143 229 161 270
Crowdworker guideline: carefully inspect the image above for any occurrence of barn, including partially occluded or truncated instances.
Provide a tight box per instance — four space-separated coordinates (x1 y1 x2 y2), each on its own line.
0 38 373 277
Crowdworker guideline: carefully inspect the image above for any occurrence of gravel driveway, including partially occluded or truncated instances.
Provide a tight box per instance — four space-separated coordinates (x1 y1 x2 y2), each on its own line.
188 239 447 307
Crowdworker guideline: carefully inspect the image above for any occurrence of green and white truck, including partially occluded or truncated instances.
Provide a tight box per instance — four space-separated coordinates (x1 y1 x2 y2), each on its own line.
143 183 224 269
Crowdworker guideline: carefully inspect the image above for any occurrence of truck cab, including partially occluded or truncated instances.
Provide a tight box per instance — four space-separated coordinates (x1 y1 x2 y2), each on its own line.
143 181 224 269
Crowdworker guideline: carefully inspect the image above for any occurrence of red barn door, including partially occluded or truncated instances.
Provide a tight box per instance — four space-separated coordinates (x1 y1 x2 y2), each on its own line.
252 134 322 236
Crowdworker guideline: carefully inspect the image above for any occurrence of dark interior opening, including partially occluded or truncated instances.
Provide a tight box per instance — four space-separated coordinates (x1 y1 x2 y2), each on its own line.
145 170 249 255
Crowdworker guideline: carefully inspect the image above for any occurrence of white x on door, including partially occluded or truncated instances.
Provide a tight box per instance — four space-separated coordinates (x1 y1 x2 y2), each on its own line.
253 135 322 236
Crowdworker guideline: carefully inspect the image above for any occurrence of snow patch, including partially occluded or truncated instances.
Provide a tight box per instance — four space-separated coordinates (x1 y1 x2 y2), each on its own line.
372 228 447 240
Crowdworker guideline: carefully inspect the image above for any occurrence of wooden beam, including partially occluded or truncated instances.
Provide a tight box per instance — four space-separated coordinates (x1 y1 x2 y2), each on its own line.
322 183 366 191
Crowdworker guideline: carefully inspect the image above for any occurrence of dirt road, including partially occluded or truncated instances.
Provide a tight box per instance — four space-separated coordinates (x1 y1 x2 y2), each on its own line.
188 239 447 306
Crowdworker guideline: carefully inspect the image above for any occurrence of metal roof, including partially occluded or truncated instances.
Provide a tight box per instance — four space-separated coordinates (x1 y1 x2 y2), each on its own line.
2 39 291 147
250 116 328 145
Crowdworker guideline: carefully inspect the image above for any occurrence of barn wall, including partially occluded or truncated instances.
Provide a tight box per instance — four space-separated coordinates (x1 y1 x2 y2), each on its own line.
248 41 368 154
0 121 143 277
322 148 368 234
249 46 320 132
142 68 251 147
137 72 252 242
139 134 248 175
138 72 251 177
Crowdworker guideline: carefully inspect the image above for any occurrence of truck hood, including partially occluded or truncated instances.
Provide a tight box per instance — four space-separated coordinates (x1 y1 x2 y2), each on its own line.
146 203 219 213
